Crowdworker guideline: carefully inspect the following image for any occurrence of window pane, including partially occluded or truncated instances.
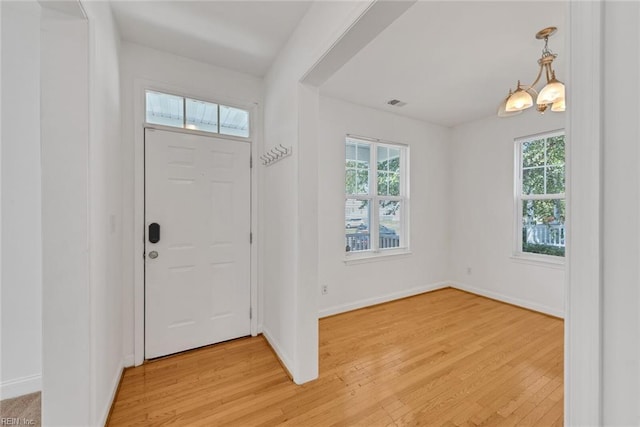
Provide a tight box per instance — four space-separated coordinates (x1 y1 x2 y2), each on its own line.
219 105 249 137
356 144 370 168
522 199 566 257
185 98 218 133
547 135 565 165
377 171 389 195
377 146 389 196
346 140 370 195
347 140 370 168
345 199 371 252
389 172 400 196
522 139 545 167
345 168 369 195
345 169 357 194
346 142 357 162
388 148 401 172
377 171 401 197
377 146 401 172
377 146 401 196
379 200 401 249
546 165 565 194
522 167 545 195
145 91 184 128
377 146 389 168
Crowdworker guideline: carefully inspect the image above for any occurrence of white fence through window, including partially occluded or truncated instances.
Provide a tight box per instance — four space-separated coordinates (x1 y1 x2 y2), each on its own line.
524 224 565 247
345 233 400 252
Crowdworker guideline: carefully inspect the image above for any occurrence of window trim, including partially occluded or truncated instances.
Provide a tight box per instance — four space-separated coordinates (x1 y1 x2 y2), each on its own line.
142 122 252 145
513 129 566 264
344 135 410 260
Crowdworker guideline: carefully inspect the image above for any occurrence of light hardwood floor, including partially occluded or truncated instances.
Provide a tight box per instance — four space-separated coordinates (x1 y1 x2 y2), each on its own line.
108 288 563 426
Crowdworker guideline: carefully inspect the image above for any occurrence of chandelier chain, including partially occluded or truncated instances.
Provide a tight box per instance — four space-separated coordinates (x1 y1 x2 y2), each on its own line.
543 36 550 55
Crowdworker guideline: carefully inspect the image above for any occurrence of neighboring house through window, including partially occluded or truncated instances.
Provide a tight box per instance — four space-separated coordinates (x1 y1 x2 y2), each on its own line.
515 130 566 258
345 136 409 255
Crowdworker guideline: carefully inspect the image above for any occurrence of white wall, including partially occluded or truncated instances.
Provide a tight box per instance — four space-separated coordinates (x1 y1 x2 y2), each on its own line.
317 96 450 316
0 0 2 400
119 42 263 364
449 112 566 317
0 1 43 400
261 1 373 383
82 2 125 425
41 1 124 424
2 2 123 424
601 2 640 423
40 6 91 426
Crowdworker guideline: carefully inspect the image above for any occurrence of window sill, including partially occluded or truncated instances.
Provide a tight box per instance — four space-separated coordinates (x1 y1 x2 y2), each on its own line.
344 249 412 265
510 253 565 270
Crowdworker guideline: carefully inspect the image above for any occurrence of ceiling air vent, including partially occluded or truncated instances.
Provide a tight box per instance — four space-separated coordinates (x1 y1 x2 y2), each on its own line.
387 99 407 107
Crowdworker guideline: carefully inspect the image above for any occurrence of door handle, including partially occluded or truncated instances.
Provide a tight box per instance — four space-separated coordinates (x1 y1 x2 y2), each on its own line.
149 223 160 243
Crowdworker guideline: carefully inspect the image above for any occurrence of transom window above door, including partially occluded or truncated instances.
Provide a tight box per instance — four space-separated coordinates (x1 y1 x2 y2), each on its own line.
145 90 250 138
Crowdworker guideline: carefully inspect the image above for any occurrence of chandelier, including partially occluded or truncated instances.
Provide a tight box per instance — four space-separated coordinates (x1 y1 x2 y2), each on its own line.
498 27 565 117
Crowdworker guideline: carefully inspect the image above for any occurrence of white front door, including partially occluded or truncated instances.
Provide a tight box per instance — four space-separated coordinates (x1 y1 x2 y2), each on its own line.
144 128 251 359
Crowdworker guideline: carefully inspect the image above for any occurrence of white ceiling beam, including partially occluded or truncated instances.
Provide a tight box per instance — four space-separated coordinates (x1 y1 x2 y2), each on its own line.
301 0 416 87
38 0 86 19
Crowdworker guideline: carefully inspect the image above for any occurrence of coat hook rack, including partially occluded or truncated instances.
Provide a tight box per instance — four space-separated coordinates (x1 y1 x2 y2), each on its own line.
260 144 292 166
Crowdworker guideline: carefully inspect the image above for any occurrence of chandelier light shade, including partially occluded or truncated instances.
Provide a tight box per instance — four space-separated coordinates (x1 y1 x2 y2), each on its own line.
497 92 523 117
505 84 533 112
551 98 566 112
537 74 565 105
499 27 566 117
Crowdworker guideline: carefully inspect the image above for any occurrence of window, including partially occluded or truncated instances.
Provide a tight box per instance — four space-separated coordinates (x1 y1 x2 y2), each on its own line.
515 130 565 258
345 137 408 255
145 91 184 128
185 98 218 133
145 90 250 138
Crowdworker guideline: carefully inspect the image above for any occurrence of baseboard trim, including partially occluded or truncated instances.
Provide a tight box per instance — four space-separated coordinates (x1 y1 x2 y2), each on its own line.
261 327 294 381
98 361 124 427
449 281 564 319
318 281 450 318
123 354 134 368
0 374 42 400
317 281 564 320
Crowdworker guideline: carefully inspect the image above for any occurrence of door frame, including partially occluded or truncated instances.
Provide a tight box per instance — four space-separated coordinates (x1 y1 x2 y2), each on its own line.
132 79 261 366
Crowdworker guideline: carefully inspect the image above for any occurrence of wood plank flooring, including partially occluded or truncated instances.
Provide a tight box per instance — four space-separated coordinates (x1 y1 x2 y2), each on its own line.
108 288 563 426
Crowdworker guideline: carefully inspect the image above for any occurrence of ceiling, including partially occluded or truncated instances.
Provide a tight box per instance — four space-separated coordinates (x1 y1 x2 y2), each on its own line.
110 0 312 77
320 1 567 127
111 0 567 127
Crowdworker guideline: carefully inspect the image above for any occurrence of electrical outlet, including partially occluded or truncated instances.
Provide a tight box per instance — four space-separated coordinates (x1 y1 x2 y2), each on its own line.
466 267 472 275
321 285 328 295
